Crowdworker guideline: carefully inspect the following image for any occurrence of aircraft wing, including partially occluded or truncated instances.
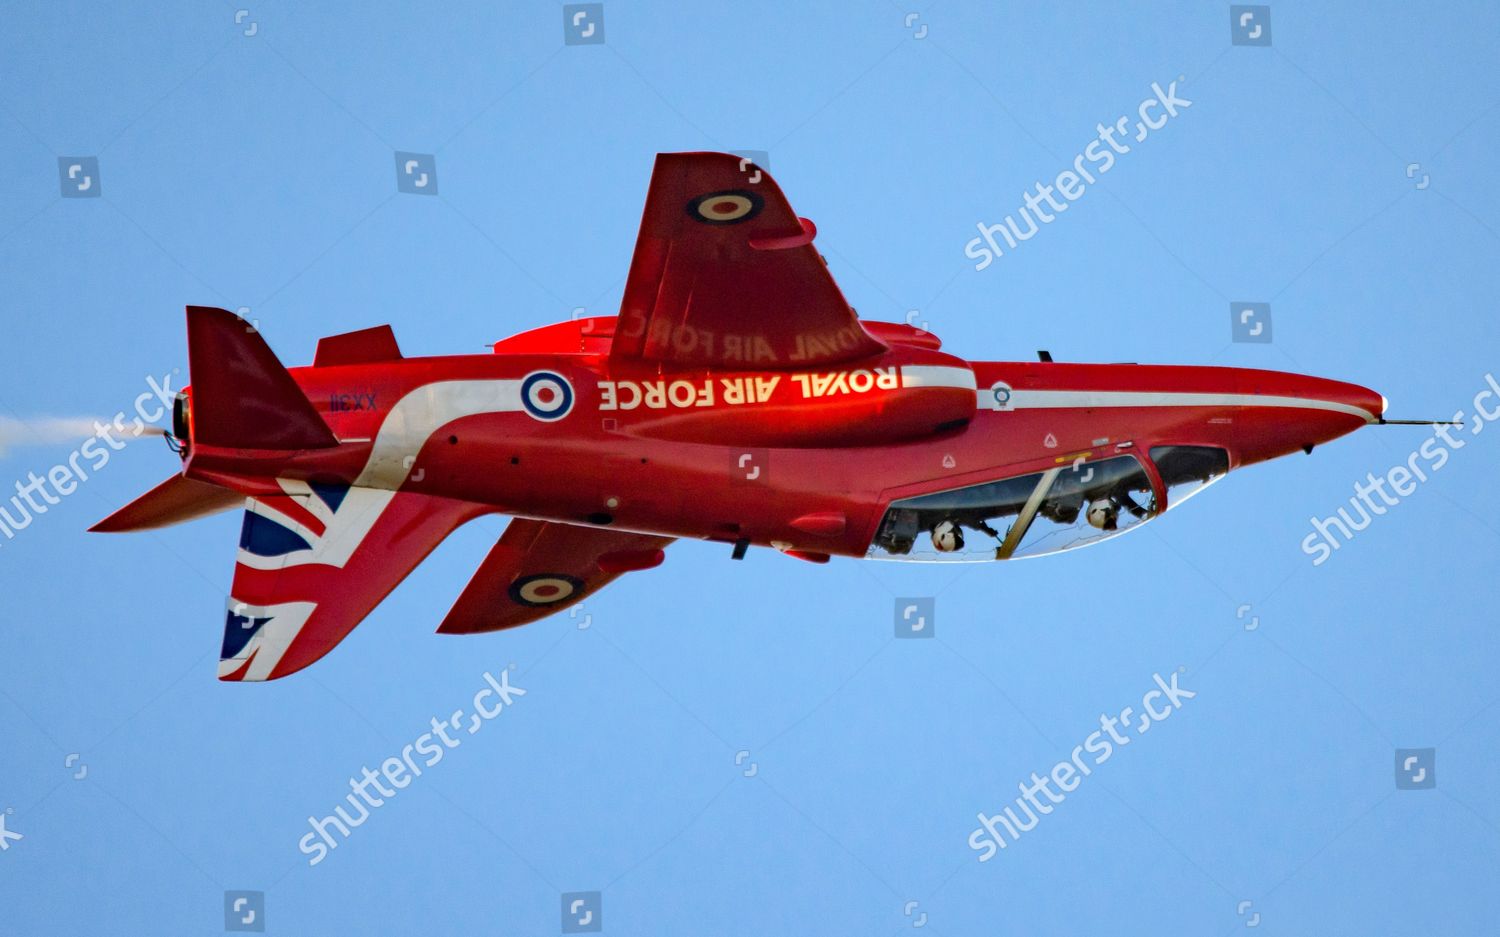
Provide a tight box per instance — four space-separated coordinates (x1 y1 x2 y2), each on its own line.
611 151 888 370
437 519 672 634
220 482 486 681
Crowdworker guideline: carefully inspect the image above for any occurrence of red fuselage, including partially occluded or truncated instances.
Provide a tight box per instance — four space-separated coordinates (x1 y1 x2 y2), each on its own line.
97 151 1393 681
181 316 1382 563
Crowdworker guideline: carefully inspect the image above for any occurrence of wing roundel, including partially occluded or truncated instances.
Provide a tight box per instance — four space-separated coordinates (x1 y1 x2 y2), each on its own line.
437 519 672 634
611 152 887 370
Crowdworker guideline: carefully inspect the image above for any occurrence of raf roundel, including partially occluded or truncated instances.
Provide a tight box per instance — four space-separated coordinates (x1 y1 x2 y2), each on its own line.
520 371 574 422
509 574 583 607
687 190 763 225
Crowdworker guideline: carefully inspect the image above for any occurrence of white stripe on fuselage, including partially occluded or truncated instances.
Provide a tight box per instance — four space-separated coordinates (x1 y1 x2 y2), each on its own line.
234 380 527 573
976 388 1376 423
354 379 528 488
902 365 977 391
225 380 531 678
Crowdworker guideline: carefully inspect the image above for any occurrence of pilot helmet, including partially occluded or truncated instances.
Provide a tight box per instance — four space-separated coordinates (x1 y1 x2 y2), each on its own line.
1085 499 1118 531
931 519 964 552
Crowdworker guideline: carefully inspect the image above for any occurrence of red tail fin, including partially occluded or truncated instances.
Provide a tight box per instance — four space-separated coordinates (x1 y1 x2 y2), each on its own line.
186 306 337 450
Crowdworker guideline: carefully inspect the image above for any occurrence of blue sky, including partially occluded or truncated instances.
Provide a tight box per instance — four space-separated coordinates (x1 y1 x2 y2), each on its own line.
2 1 1498 934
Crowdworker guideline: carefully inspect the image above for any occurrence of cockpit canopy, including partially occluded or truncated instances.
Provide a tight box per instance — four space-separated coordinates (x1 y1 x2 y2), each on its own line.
869 445 1228 562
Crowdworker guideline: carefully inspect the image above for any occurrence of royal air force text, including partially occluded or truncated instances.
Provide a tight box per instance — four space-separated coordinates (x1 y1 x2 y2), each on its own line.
597 368 903 411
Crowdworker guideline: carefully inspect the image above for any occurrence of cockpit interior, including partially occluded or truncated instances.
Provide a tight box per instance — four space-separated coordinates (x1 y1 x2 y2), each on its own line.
870 445 1229 562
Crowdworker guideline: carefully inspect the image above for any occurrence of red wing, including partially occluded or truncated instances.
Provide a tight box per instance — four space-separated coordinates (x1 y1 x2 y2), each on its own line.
611 151 887 370
437 519 672 634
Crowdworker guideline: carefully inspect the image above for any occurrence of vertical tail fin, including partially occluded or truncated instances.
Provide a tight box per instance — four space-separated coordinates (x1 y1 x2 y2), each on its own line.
222 483 487 681
186 305 337 450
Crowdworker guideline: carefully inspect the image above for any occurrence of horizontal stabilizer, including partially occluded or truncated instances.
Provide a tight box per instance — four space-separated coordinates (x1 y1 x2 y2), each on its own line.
186 305 338 450
90 474 243 532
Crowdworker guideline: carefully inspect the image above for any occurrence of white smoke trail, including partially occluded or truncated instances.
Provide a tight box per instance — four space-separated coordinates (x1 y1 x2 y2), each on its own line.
0 416 160 457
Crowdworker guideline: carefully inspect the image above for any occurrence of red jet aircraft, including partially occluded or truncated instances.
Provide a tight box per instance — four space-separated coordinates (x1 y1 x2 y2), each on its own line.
96 152 1393 681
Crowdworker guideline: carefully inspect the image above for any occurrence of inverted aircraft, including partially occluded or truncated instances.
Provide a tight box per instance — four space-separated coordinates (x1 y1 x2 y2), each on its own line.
95 152 1396 681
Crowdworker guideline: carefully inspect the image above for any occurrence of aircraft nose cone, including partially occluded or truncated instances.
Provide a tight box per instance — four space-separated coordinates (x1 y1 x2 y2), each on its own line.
1230 370 1385 467
1271 371 1385 423
1309 377 1385 423
1287 374 1385 450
